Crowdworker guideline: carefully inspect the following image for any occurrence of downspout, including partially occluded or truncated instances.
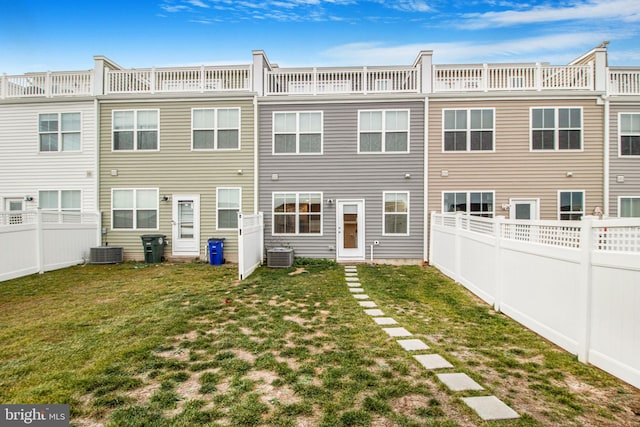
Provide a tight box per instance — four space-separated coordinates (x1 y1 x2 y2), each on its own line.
94 97 102 245
253 95 259 214
603 96 610 217
423 96 429 263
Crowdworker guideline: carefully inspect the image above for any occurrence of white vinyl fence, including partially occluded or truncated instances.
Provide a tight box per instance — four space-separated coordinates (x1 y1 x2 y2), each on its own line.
237 212 264 280
1 210 100 282
429 212 640 389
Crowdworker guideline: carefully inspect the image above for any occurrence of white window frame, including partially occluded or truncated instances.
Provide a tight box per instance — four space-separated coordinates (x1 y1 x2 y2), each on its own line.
38 112 82 153
618 112 640 157
191 107 241 151
442 108 495 152
38 190 82 212
216 187 242 230
618 196 640 218
442 191 495 217
272 111 323 155
383 191 410 236
272 192 323 236
112 109 160 152
530 107 583 151
357 109 410 154
558 190 585 221
111 188 159 230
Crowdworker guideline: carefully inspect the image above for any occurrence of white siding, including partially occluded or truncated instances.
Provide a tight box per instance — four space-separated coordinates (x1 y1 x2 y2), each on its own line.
0 100 98 212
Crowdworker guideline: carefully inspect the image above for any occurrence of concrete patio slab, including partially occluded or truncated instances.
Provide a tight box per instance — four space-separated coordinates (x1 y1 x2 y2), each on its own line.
353 294 370 300
359 301 377 308
383 327 412 337
462 396 519 420
373 317 398 325
437 373 484 391
396 339 430 351
413 354 453 370
349 288 365 293
347 282 362 287
364 309 385 316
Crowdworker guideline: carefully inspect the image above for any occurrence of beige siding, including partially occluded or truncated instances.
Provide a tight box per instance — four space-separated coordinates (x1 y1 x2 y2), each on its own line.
99 99 255 261
428 98 605 219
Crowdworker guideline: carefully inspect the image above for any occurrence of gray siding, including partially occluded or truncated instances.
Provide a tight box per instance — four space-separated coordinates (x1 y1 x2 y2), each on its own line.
608 101 640 216
258 99 425 261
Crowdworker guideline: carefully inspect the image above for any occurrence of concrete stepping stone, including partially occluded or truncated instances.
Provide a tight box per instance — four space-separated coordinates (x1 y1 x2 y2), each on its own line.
397 339 429 351
345 272 358 276
413 354 453 370
347 282 362 287
359 301 377 308
349 288 365 293
437 373 484 391
383 327 412 337
462 396 519 420
373 317 398 325
364 309 384 316
346 277 359 282
353 294 370 300
344 265 357 269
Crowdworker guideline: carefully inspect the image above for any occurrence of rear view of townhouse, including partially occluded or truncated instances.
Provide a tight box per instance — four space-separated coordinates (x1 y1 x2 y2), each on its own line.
1 43 639 263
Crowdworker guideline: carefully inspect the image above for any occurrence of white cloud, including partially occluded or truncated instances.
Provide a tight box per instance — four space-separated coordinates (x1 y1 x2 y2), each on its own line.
186 0 210 8
460 0 640 29
319 32 613 66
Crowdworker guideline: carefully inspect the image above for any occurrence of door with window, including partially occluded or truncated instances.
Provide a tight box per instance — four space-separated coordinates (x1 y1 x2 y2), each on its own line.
510 199 539 220
337 200 365 261
172 195 200 256
4 198 24 225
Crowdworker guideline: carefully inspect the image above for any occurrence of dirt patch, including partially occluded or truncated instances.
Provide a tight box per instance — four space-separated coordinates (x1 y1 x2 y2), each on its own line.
155 347 190 361
231 348 257 363
126 382 161 406
288 268 308 276
246 369 300 405
284 315 307 326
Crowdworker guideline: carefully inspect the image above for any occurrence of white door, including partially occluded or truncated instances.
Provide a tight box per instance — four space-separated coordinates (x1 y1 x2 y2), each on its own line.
337 200 365 261
510 199 539 220
4 198 24 225
172 195 200 256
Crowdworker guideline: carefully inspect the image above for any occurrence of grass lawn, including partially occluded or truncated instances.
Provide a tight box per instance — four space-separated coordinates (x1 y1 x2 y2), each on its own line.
0 260 639 426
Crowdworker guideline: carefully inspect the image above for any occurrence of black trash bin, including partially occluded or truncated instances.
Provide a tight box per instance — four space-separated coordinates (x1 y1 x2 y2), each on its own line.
141 234 166 263
208 238 225 265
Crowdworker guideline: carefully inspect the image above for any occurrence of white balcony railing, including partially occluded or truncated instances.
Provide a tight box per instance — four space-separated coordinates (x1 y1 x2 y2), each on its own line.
105 65 252 94
265 66 420 95
0 71 94 99
608 69 640 95
433 63 593 92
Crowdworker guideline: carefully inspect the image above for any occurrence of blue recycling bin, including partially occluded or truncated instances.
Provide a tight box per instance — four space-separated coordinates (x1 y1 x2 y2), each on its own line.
208 238 225 265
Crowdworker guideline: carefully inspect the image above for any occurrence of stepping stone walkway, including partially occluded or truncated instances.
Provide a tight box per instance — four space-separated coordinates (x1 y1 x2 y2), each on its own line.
342 265 519 422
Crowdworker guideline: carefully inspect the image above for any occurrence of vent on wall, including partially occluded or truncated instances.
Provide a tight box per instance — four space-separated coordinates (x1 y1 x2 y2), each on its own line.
90 246 124 264
267 247 294 268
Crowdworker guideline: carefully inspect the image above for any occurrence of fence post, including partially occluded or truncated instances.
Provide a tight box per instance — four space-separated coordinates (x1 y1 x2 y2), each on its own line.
494 216 505 311
238 212 244 281
577 216 595 362
454 212 463 282
36 208 45 274
259 212 264 265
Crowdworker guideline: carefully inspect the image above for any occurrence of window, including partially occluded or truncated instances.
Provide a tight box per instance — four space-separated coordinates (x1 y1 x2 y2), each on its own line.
112 188 158 229
531 107 582 150
359 110 409 153
217 187 241 229
559 191 584 220
38 190 81 211
39 113 81 152
193 108 240 150
619 197 640 217
443 109 494 151
273 112 322 154
273 192 322 235
384 192 409 235
113 110 159 151
443 191 494 217
620 113 640 156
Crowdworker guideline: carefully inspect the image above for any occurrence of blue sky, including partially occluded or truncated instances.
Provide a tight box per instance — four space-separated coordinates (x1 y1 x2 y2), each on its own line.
1 0 639 74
